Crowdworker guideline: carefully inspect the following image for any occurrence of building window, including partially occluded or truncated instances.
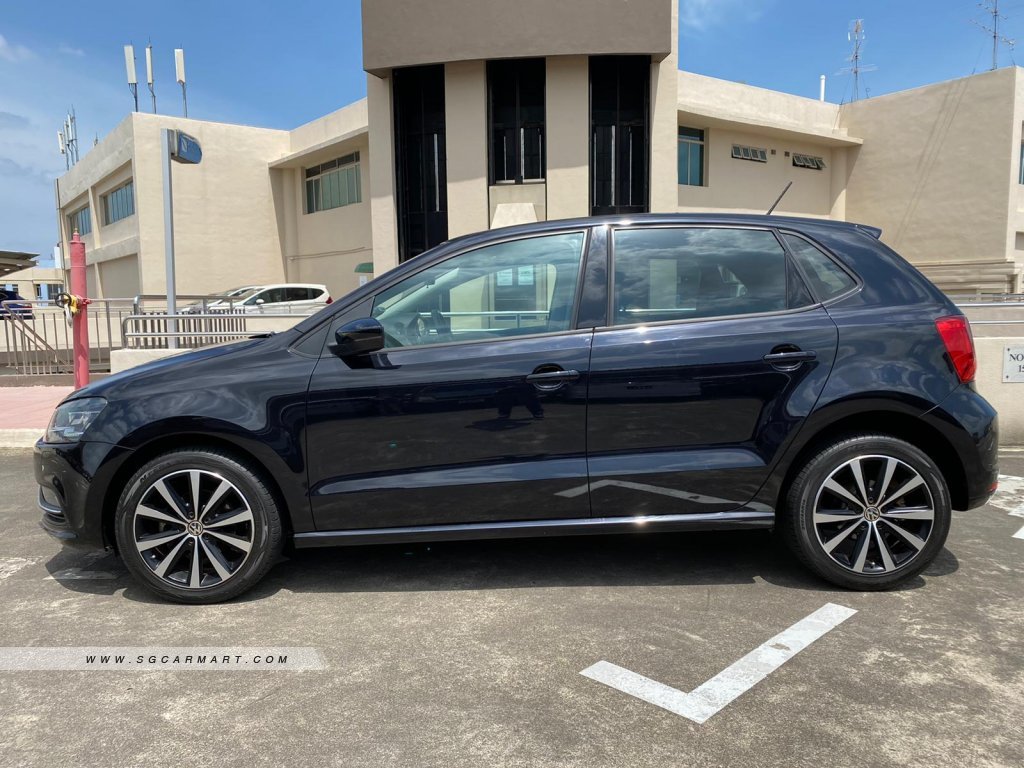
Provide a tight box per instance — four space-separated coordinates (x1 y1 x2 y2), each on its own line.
103 181 135 225
34 283 65 302
590 55 650 215
68 205 91 235
1019 143 1024 185
793 154 826 170
488 59 545 184
304 152 362 214
678 127 705 186
731 145 767 163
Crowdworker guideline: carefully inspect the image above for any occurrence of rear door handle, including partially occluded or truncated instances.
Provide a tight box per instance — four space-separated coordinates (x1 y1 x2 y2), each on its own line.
763 350 817 366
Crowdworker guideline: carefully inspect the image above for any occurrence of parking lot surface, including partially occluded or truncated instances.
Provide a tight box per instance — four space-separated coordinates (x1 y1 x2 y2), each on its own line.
1 448 1022 767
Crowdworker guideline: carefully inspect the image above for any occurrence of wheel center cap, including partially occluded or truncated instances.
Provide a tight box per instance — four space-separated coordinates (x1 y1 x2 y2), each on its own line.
864 506 881 522
186 520 204 536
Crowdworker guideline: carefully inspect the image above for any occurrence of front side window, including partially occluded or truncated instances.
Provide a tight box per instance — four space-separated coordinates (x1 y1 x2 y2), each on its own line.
613 227 798 324
372 231 586 348
305 152 362 213
488 59 545 184
103 181 135 225
678 127 705 186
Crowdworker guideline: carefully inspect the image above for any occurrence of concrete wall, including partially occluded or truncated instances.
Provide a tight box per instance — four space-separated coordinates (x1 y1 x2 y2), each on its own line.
975 336 1024 444
677 126 839 217
367 73 400 274
840 68 1020 293
545 56 590 221
129 114 291 297
445 60 490 238
362 0 672 74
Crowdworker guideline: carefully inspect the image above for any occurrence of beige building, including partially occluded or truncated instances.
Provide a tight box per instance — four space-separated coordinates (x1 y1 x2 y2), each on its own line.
1 250 64 302
52 0 1024 300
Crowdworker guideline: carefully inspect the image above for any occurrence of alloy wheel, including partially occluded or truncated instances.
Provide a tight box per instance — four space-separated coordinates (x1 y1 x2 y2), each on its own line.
811 454 935 575
132 470 255 589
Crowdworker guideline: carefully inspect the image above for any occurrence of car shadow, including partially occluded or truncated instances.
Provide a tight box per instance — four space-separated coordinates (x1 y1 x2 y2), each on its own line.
42 529 961 604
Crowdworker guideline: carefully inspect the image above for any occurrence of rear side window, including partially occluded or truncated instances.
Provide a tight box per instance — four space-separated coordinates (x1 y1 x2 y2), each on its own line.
783 234 857 302
612 227 794 324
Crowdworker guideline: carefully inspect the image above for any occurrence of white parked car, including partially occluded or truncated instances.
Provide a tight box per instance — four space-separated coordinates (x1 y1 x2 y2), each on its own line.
194 284 332 314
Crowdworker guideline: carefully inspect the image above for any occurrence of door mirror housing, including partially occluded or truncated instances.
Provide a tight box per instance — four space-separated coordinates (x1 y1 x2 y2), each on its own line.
255 298 265 306
334 317 385 358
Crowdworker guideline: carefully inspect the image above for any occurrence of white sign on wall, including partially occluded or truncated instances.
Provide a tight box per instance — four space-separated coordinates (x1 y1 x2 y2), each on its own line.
1003 345 1024 382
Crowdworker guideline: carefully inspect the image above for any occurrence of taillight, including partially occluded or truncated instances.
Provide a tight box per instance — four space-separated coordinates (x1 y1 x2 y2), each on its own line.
935 315 976 383
325 296 333 304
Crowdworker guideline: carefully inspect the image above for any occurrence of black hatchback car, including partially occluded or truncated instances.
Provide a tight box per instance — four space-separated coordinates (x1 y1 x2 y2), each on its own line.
36 214 998 603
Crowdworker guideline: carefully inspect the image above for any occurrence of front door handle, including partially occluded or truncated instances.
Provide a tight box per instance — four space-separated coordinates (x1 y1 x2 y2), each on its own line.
525 369 580 384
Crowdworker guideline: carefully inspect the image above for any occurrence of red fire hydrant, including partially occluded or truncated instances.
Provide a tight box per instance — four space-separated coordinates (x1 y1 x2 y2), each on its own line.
64 230 91 389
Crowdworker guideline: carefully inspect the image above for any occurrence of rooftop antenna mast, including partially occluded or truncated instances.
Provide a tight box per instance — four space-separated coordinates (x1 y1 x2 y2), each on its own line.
175 48 187 117
61 107 79 166
973 1 1015 70
146 42 157 112
840 20 876 101
124 44 138 111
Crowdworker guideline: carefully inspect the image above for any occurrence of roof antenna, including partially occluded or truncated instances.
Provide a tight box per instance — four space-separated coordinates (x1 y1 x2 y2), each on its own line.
766 181 792 215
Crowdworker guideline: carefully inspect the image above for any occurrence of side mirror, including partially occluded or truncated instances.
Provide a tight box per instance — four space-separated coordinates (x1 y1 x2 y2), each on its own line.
334 317 385 358
255 298 265 306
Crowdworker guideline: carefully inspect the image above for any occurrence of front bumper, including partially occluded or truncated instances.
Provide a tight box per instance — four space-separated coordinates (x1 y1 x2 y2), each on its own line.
34 439 132 550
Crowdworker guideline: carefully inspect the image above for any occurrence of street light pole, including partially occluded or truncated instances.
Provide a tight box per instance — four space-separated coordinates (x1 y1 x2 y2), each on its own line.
161 128 178 349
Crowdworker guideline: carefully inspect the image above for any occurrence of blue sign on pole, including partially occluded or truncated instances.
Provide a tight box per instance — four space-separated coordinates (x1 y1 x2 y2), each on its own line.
171 131 202 165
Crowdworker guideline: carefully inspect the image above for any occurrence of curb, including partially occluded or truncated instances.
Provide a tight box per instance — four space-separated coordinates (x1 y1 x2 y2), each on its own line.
0 430 42 449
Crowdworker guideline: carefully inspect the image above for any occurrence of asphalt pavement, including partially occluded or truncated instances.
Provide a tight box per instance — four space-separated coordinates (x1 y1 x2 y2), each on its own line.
1 448 1022 767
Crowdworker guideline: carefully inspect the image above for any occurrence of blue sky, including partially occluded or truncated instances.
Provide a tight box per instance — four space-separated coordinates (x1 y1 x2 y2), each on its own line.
1 0 1021 265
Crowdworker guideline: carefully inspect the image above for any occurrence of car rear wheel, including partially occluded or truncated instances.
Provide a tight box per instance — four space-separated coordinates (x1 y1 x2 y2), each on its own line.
114 449 283 604
782 434 951 590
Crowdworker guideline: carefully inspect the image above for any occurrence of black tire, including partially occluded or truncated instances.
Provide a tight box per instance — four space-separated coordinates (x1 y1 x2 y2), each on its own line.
114 448 284 604
780 434 951 590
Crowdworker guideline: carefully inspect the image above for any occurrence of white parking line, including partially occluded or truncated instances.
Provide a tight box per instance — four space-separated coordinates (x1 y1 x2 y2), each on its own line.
988 474 1024 540
44 552 120 581
0 557 38 581
581 602 857 724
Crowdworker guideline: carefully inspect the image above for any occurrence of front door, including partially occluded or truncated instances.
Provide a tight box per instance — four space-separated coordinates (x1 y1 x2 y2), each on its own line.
587 225 839 517
306 230 593 531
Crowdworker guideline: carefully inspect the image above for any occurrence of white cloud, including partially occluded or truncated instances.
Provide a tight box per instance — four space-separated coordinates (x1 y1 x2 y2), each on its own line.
680 0 769 33
58 44 85 57
0 33 34 63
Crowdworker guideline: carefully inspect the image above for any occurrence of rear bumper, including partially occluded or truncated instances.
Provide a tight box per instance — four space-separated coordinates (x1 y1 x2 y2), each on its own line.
922 384 999 510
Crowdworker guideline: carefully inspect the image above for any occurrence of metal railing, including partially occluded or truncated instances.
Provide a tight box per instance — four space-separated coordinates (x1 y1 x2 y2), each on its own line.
1 299 135 376
121 311 314 348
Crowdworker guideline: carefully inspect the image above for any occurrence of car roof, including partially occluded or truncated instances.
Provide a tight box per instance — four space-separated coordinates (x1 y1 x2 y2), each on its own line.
447 213 882 246
250 284 328 291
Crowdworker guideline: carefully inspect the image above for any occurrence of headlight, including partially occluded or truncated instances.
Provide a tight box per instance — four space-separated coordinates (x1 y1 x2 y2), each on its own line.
45 397 107 443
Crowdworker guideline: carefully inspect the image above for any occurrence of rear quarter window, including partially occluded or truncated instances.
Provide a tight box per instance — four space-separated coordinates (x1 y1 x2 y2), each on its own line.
783 233 857 302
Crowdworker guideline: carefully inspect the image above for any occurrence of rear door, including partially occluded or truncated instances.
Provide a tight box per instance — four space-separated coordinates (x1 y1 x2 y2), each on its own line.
587 225 838 517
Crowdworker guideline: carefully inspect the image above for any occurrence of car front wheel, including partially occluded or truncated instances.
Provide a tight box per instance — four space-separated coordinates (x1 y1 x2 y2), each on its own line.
782 434 951 590
114 448 283 604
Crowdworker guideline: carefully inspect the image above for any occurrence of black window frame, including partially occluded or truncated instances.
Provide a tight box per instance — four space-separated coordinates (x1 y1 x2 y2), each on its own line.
605 225 819 329
487 58 546 186
677 126 706 187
